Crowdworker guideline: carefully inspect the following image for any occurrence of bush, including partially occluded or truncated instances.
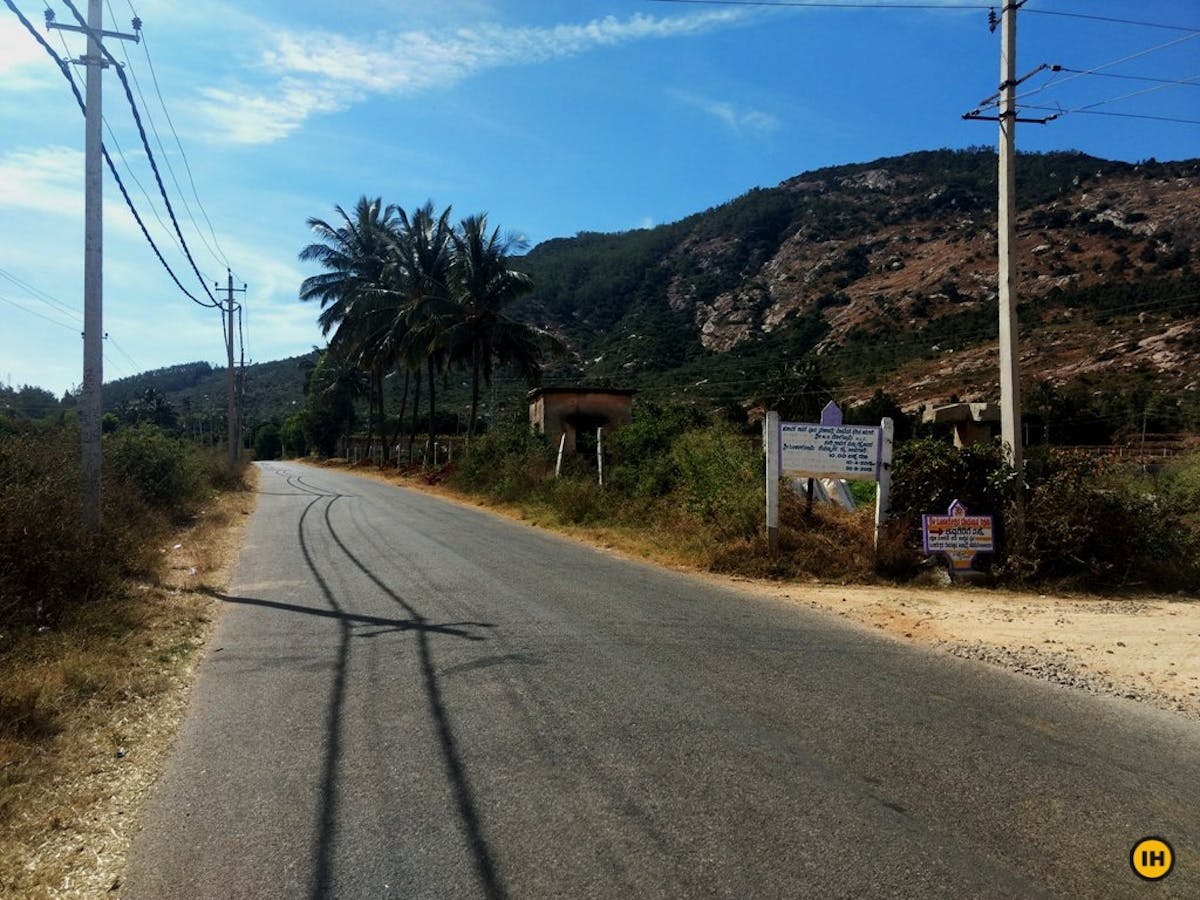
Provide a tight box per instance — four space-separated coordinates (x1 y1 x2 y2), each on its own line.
670 424 763 540
253 423 282 460
1012 449 1200 589
889 439 1199 589
105 425 207 513
0 424 161 628
890 437 1015 526
606 404 706 499
452 419 554 502
547 475 607 524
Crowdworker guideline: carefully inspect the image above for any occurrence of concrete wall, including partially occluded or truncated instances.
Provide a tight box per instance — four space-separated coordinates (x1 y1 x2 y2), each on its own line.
530 390 633 454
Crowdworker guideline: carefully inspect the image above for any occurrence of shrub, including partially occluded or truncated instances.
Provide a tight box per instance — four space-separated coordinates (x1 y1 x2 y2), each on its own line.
606 404 705 499
547 475 607 524
670 424 763 540
890 437 1016 542
1012 449 1200 588
0 425 161 628
253 423 282 460
452 419 554 502
105 425 206 512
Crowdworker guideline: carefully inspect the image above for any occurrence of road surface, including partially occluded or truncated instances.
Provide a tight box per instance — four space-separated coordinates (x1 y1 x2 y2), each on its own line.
125 461 1199 898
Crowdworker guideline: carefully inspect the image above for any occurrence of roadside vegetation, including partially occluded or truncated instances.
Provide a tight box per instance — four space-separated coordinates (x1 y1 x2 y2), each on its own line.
0 413 250 895
434 405 1200 593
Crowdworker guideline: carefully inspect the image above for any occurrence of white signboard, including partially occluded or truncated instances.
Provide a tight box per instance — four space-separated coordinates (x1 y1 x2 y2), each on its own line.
765 403 894 554
779 422 882 481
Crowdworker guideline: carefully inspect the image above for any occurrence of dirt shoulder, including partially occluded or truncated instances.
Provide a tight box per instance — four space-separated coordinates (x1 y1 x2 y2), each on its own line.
0 476 255 899
318 460 1200 721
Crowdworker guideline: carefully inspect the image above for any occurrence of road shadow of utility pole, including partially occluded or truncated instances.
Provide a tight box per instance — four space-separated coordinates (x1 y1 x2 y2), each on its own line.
203 590 493 642
315 498 510 900
249 489 507 900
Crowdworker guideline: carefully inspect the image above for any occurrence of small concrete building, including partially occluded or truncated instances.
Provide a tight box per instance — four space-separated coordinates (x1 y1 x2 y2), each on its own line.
922 402 1001 447
529 387 634 455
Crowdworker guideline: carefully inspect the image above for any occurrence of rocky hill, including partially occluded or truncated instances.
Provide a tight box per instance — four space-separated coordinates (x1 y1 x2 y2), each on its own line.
85 149 1199 444
518 148 1199 431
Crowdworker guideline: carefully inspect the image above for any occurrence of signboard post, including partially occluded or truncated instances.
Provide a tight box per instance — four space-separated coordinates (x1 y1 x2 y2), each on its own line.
766 402 894 553
922 499 995 574
765 411 780 553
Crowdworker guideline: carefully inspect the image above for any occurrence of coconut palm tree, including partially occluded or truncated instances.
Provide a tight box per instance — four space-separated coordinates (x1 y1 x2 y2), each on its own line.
385 201 455 463
298 196 400 454
447 213 550 441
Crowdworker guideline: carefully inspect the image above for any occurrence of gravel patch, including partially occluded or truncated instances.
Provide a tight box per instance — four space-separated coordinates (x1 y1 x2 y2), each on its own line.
938 639 1199 719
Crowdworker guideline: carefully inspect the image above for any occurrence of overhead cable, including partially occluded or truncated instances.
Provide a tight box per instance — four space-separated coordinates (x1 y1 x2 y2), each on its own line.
105 0 232 272
4 0 220 308
61 0 220 306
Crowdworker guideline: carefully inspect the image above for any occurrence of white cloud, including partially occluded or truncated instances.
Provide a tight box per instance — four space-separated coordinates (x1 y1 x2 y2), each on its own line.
201 9 747 144
670 89 780 137
197 79 347 145
0 15 49 79
0 146 84 217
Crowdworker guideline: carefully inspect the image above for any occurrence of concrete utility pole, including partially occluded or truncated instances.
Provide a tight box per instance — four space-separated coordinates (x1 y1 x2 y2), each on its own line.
48 0 138 532
216 270 246 469
997 1 1024 472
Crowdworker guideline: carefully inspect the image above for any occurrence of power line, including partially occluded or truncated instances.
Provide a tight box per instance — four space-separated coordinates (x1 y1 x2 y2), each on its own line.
0 291 81 331
1023 8 1200 35
106 333 142 371
140 27 234 274
0 267 82 321
106 0 231 274
1053 67 1200 88
60 0 220 307
648 0 990 7
5 0 220 309
650 0 1200 32
1011 31 1200 105
1057 73 1200 115
1017 105 1200 126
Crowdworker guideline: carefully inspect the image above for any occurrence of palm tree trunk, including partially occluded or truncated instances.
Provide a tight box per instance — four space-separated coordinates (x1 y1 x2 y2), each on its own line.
390 369 410 459
365 369 376 460
408 368 422 464
427 355 437 467
468 342 481 442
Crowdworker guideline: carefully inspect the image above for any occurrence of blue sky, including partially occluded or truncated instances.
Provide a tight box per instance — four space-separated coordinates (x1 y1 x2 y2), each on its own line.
1 0 1197 396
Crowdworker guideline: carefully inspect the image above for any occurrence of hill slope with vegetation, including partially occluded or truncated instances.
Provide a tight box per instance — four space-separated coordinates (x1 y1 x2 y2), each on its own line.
517 148 1200 439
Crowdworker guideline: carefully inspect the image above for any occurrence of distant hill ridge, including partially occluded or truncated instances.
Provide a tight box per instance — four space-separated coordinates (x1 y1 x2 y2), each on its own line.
102 148 1199 436
514 147 1198 407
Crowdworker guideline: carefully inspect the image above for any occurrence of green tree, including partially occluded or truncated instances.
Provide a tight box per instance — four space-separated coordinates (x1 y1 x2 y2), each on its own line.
448 213 557 440
388 201 456 463
299 196 401 456
303 349 367 456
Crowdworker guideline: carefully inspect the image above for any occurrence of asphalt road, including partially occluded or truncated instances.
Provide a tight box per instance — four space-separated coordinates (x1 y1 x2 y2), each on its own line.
124 461 1200 899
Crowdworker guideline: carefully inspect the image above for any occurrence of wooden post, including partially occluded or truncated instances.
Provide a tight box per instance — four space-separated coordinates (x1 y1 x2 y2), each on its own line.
555 432 566 478
765 411 780 554
596 427 604 487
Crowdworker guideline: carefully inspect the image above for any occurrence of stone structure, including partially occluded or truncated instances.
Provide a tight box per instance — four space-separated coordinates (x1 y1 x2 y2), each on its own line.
528 387 635 455
922 402 1001 448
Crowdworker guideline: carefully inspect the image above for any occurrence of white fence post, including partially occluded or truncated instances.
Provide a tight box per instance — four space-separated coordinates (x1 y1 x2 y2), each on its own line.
555 431 567 478
874 417 895 552
765 410 780 553
597 427 604 487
